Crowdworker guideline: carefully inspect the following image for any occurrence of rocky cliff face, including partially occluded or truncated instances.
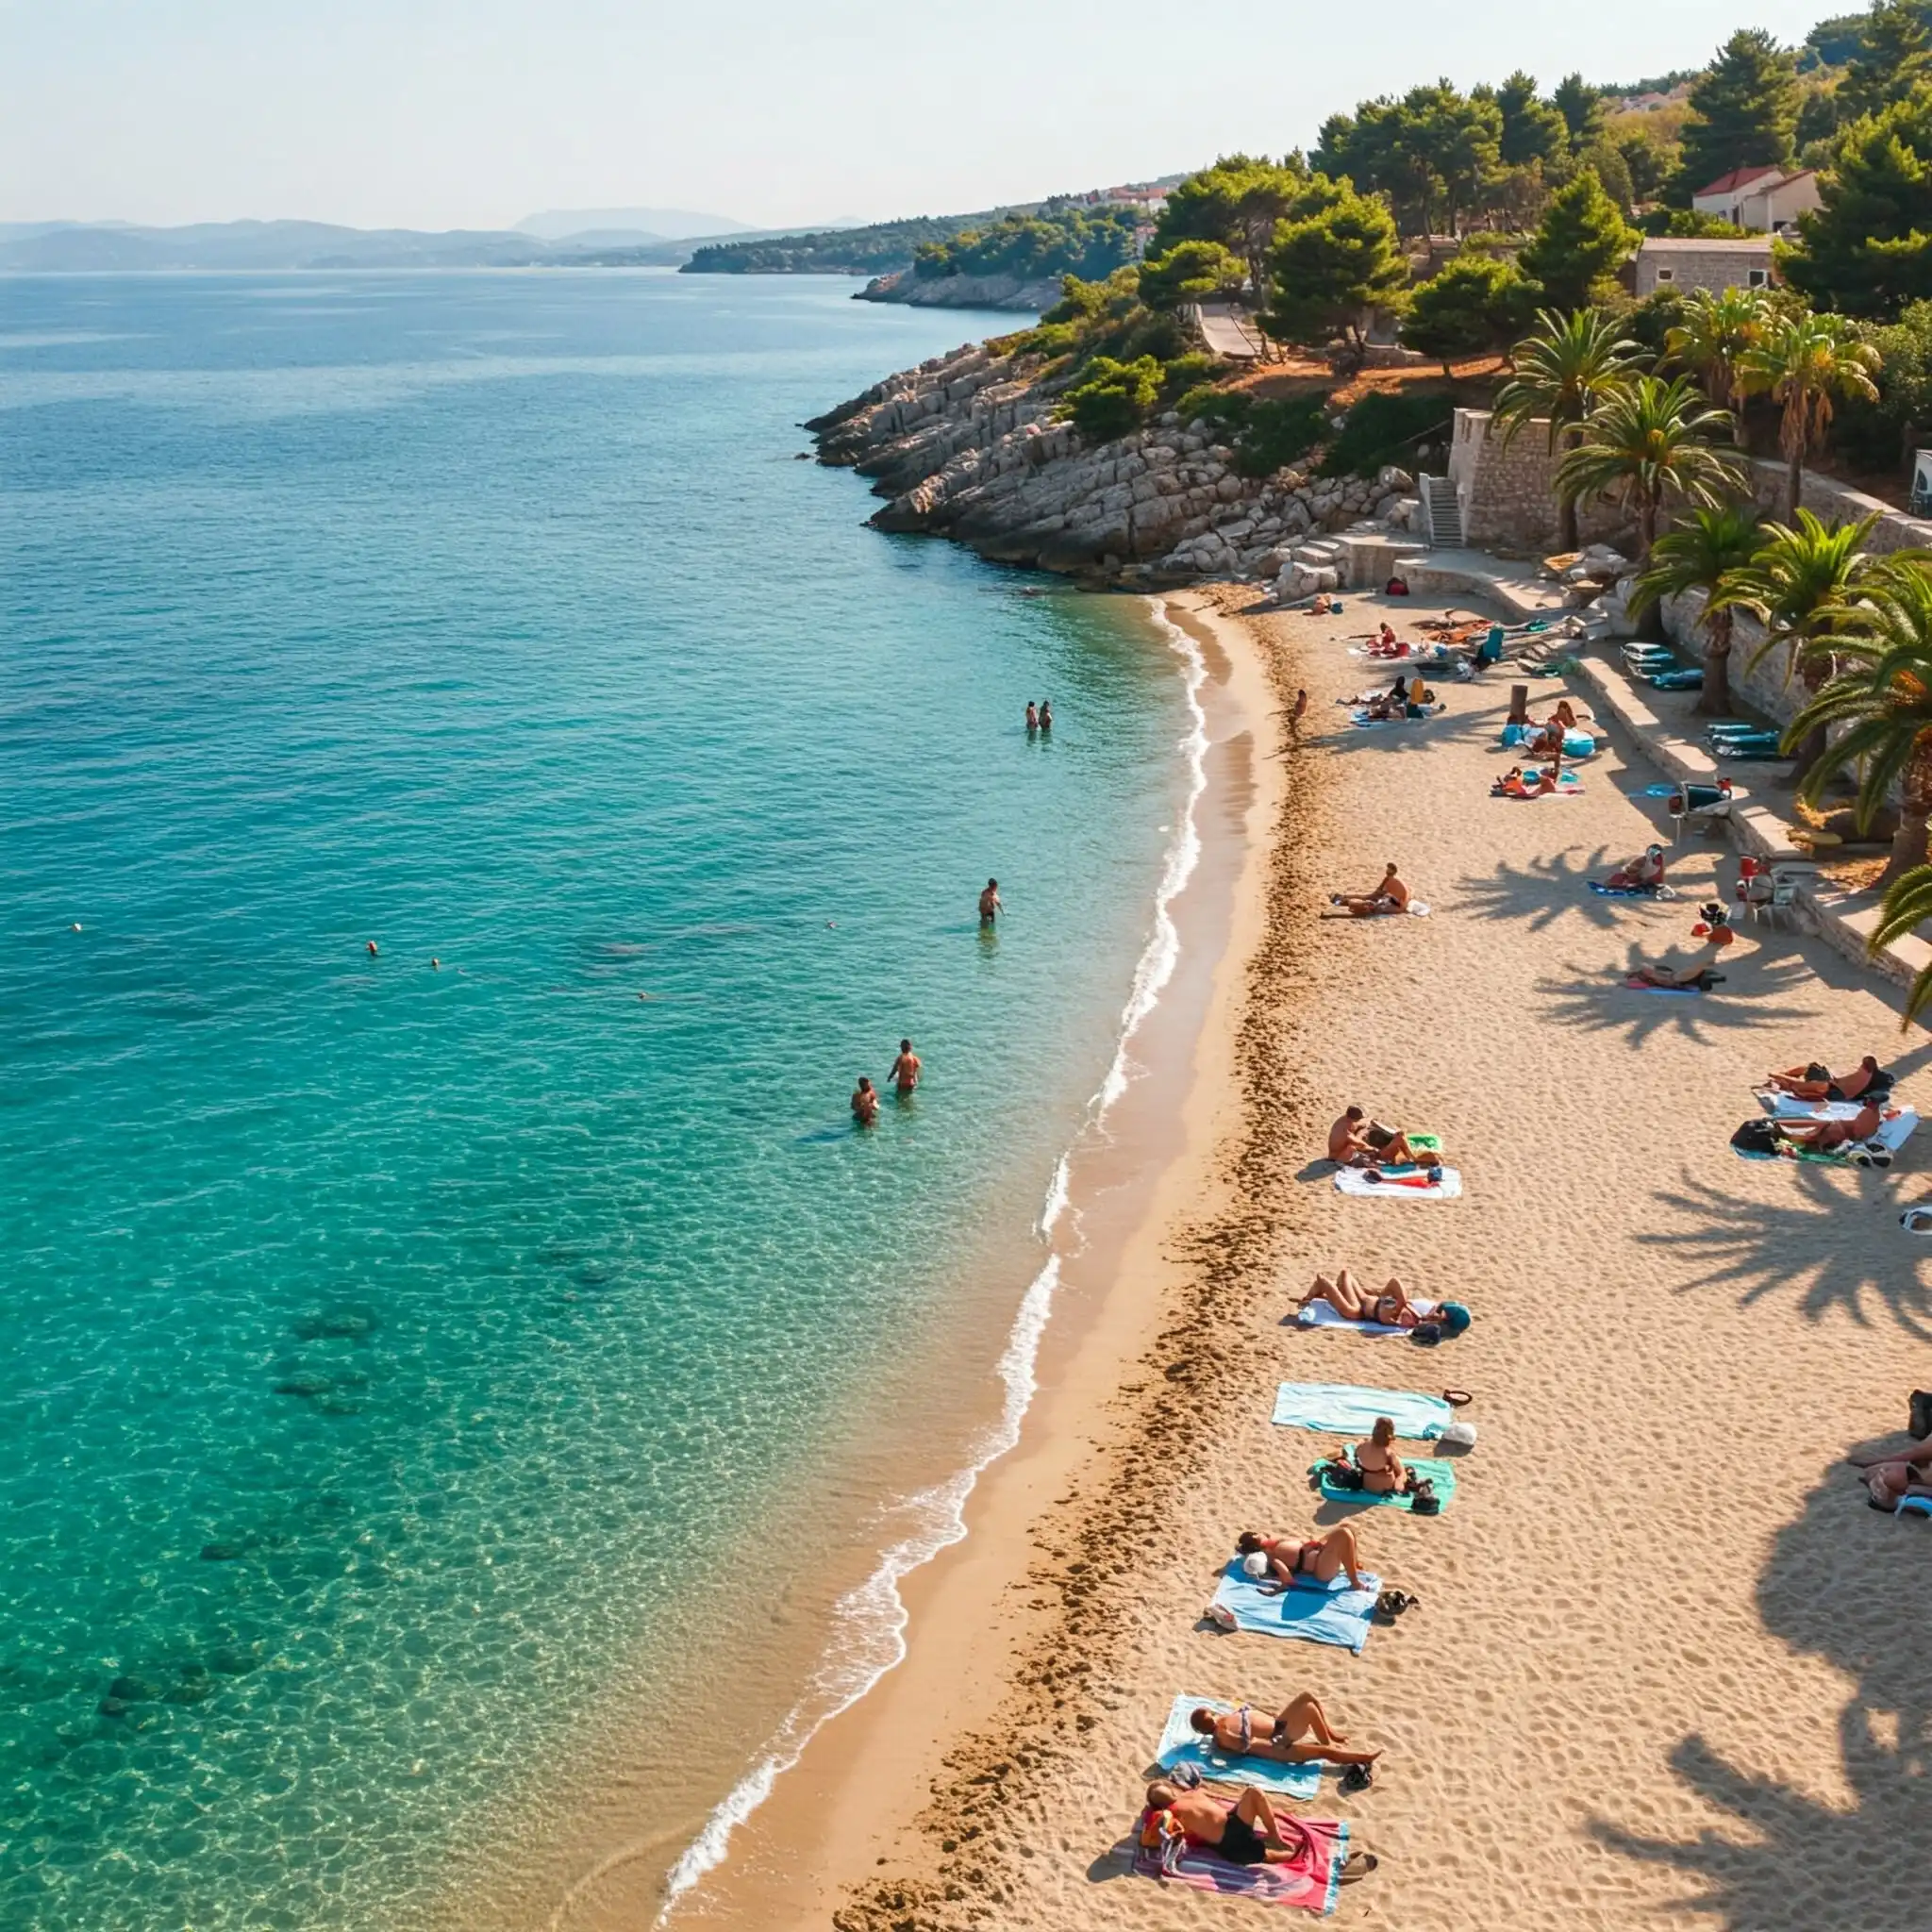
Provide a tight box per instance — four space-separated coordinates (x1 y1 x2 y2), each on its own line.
808 341 1419 588
858 269 1062 311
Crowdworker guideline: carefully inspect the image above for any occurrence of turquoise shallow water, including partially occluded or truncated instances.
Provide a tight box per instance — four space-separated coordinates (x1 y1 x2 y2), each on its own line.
0 273 1190 1927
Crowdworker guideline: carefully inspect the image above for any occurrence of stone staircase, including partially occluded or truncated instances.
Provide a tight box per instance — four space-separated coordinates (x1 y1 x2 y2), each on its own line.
1417 475 1464 548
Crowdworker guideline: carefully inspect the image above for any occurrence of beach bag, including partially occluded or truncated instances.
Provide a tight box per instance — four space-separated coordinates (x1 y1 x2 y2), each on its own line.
1732 1118 1781 1157
1327 1459 1366 1491
1141 1807 1189 1875
1387 575 1409 595
1409 1480 1441 1515
1440 1419 1477 1449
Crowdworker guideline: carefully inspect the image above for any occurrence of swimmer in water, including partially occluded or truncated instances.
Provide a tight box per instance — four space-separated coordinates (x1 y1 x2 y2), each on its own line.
852 1076 879 1127
1025 701 1040 733
367 941 379 957
431 958 441 971
887 1039 922 1095
978 878 1003 924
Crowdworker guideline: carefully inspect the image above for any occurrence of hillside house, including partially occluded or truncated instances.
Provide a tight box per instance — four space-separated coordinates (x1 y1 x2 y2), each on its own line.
1690 165 1821 234
1633 236 1776 298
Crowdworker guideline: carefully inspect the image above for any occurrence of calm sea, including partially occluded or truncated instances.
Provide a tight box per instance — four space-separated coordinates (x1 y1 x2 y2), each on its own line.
0 271 1193 1928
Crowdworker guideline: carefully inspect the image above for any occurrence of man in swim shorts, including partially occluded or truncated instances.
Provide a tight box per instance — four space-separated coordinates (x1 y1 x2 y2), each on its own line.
887 1039 921 1095
1330 863 1408 916
1143 1781 1305 1867
978 879 1002 924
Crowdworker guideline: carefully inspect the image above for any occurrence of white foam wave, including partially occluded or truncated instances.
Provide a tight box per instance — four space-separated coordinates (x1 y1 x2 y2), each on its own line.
649 598 1209 1921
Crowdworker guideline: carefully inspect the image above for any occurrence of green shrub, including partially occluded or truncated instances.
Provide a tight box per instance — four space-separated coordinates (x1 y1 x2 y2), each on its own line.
1319 388 1456 477
1060 355 1166 439
1638 208 1748 238
1158 352 1221 398
1233 394 1335 476
1175 385 1249 426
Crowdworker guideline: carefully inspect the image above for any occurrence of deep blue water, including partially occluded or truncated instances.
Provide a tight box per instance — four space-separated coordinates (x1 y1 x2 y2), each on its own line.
0 272 1189 1927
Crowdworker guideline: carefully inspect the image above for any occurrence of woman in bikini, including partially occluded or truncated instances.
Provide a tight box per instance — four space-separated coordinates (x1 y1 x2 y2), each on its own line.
1341 1416 1407 1494
1296 1268 1428 1329
1236 1524 1367 1591
1186 1694 1380 1767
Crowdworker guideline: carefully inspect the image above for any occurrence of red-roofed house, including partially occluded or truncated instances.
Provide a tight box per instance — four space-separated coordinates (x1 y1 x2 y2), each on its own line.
1690 166 1822 233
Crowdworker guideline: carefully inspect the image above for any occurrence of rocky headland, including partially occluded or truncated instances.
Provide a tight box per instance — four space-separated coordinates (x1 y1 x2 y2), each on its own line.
856 269 1064 312
808 341 1419 596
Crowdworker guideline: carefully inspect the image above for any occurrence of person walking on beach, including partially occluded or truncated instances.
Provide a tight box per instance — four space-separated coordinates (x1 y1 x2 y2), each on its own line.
1288 689 1307 739
1025 701 1040 733
979 879 1003 925
887 1039 922 1096
852 1076 879 1127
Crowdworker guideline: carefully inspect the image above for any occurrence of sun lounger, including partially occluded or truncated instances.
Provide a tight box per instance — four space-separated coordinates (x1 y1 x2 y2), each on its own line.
1312 1456 1458 1511
1294 1298 1439 1336
1154 1696 1324 1797
1209 1559 1380 1653
1648 667 1705 691
1125 1814 1349 1913
1272 1383 1452 1438
1334 1163 1462 1199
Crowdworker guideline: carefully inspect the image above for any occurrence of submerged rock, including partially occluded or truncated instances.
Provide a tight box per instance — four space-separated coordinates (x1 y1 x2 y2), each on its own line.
291 1305 379 1341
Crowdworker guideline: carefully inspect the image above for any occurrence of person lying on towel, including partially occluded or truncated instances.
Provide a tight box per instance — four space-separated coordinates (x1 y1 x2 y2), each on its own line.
1606 844 1667 891
1330 863 1410 916
1297 1268 1427 1326
1328 1106 1421 1168
1631 961 1725 991
1774 1103 1883 1155
1362 677 1409 720
1236 1524 1368 1591
1850 1436 1932 1509
1491 765 1560 798
1141 1781 1309 1869
1184 1695 1381 1768
1766 1056 1883 1102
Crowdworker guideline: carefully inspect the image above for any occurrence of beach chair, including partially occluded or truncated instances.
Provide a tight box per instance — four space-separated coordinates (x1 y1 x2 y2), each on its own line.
1669 781 1732 842
1648 667 1704 691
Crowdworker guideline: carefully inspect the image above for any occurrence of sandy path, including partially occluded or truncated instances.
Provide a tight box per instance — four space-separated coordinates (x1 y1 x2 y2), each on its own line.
813 587 1932 1932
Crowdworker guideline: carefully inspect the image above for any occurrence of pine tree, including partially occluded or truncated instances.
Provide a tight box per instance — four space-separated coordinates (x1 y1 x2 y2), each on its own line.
1838 0 1932 124
1552 74 1604 148
1518 167 1638 312
1675 29 1801 195
1783 90 1932 319
1491 72 1570 167
1261 190 1408 366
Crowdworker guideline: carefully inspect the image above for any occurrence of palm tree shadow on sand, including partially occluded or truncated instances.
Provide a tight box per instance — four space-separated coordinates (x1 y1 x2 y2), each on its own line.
1593 1457 1932 1928
1530 954 1822 1047
1638 1162 1932 1336
1456 849 1690 934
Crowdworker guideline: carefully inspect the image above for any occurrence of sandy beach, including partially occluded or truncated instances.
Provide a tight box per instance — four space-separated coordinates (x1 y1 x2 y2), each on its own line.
667 582 1932 1932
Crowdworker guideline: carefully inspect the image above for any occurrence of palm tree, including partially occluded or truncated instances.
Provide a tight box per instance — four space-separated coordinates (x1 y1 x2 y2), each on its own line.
1739 311 1882 522
1785 562 1932 885
1728 509 1889 765
1626 504 1761 715
1555 374 1745 559
1870 864 1932 1024
1491 308 1646 550
1664 285 1773 414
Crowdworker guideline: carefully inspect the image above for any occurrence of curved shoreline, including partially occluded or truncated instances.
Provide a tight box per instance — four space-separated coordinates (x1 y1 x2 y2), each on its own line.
648 605 1214 1915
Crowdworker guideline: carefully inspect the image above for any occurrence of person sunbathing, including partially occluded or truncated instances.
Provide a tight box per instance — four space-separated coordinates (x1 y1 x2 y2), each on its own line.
1333 1416 1407 1494
1607 844 1668 891
1404 681 1435 718
1836 1056 1884 1101
1330 863 1410 916
1631 961 1725 991
1551 699 1587 730
1236 1524 1367 1591
1850 1437 1932 1508
1186 1694 1380 1768
1523 719 1564 758
1363 677 1408 720
1492 765 1560 798
1327 1106 1419 1167
1774 1102 1883 1154
1766 1061 1837 1100
1297 1268 1428 1328
1142 1781 1307 1869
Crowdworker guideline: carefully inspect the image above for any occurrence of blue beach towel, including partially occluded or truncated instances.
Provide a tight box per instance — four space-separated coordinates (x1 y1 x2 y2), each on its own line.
1272 1382 1452 1439
1154 1695 1323 1797
1590 881 1670 899
1211 1560 1380 1653
1313 1456 1458 1511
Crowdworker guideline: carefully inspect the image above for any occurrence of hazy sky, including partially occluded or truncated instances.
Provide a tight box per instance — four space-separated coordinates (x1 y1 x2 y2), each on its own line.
1 0 1830 231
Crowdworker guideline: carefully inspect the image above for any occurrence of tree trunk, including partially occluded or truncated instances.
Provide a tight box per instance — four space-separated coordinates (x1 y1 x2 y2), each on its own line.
1881 755 1932 890
1786 441 1803 523
1557 491 1580 551
1698 634 1734 717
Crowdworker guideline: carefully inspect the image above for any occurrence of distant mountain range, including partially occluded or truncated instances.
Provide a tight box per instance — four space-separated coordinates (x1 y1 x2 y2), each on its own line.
0 210 875 273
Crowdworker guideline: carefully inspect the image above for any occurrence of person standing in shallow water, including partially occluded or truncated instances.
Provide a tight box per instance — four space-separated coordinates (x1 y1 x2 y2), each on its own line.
1025 701 1040 734
1038 700 1053 732
978 879 1002 925
887 1039 922 1096
852 1076 879 1127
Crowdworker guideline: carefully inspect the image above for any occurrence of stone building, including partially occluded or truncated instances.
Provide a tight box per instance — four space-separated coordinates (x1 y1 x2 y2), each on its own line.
1632 237 1775 298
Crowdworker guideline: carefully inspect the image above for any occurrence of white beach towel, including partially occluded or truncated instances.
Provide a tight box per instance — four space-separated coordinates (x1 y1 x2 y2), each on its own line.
1757 1092 1903 1123
1296 1297 1439 1336
1334 1164 1462 1200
